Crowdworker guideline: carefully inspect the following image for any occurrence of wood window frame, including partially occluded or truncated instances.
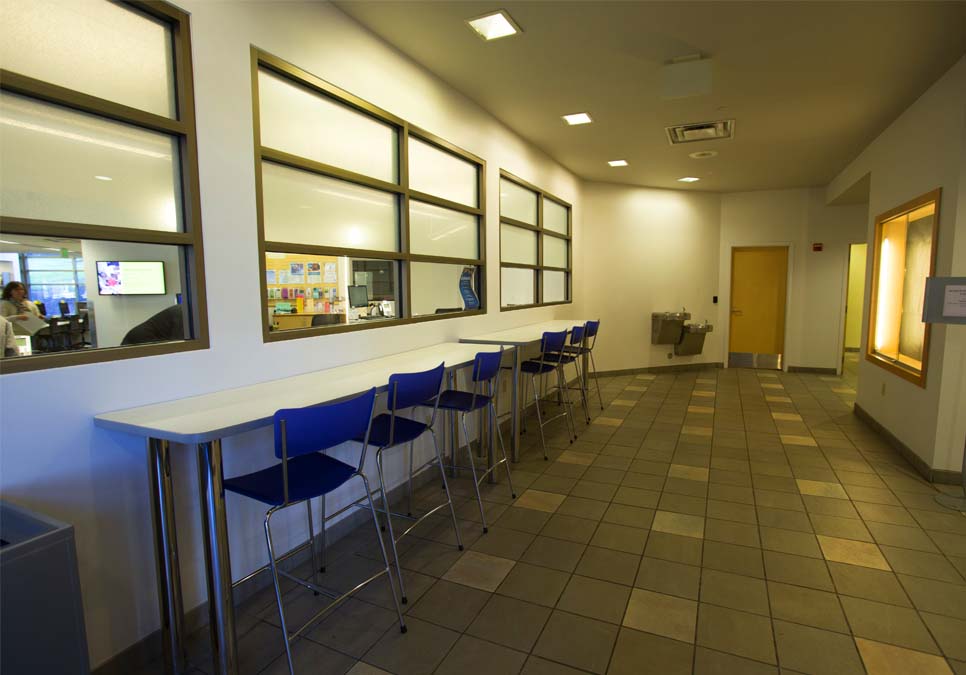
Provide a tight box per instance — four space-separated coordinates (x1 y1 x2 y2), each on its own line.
0 0 209 374
865 188 941 388
498 170 572 311
251 48 487 341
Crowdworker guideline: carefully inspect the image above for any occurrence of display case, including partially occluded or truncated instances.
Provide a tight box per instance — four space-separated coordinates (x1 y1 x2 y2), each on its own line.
867 188 940 387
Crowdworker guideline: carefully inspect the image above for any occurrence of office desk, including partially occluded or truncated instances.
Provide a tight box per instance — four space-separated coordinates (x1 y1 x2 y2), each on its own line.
461 320 591 462
94 342 501 675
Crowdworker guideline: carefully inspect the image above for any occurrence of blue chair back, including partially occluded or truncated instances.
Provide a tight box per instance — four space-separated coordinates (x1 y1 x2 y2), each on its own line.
541 330 567 355
472 348 503 383
389 362 445 410
570 325 585 346
585 320 600 338
274 388 377 463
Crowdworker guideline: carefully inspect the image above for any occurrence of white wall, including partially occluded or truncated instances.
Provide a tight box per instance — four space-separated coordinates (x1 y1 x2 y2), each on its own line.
0 1 580 667
719 188 866 371
573 182 722 372
828 56 966 472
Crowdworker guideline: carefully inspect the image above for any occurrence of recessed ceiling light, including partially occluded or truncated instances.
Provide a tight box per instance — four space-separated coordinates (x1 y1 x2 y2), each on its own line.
608 160 628 167
466 10 521 41
688 151 718 159
0 239 19 245
562 112 593 126
94 175 113 181
678 176 700 183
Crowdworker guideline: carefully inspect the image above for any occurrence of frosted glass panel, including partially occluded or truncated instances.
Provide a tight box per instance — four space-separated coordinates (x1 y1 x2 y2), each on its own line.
502 267 535 307
258 69 397 183
500 178 537 224
262 162 399 251
410 201 478 259
409 137 477 207
545 199 569 235
411 263 477 316
501 225 537 265
544 271 567 303
0 93 182 231
0 0 175 117
544 236 568 268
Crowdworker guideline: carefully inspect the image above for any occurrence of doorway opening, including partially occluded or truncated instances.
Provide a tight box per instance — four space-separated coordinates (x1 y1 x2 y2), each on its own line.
728 246 789 369
842 243 867 378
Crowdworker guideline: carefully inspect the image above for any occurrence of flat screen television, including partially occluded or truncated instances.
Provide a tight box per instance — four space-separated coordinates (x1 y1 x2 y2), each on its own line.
96 261 166 295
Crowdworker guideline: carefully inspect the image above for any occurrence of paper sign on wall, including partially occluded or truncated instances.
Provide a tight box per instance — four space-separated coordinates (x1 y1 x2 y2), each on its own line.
943 285 966 318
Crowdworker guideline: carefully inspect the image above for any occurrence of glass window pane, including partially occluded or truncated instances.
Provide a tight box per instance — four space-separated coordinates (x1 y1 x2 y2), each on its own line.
500 178 537 224
544 199 569 235
0 0 175 117
501 224 537 265
409 137 477 207
26 270 75 285
1 238 191 353
26 257 74 270
411 263 478 317
409 201 478 259
0 92 183 232
501 267 535 307
264 252 399 331
544 236 569 268
544 271 567 303
262 162 399 251
258 69 398 183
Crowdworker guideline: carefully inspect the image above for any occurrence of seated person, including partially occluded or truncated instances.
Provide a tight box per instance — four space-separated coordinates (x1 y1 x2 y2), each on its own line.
121 305 185 345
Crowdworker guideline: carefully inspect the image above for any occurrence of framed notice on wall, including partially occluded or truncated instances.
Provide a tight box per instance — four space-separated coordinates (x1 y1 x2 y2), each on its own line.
923 277 966 325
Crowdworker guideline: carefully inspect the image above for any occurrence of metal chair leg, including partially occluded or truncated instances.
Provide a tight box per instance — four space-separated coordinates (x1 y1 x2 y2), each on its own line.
407 441 415 517
460 413 489 533
305 499 320 591
319 496 327 573
360 474 407 634
531 374 549 459
430 429 464 551
556 364 577 441
376 450 407 603
573 357 591 423
264 511 294 675
491 400 516 499
590 351 603 410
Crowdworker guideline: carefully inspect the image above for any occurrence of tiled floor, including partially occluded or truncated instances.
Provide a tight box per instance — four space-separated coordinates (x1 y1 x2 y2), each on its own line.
146 362 966 675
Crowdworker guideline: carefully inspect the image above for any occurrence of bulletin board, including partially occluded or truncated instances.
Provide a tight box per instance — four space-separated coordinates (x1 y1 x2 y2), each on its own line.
265 254 340 308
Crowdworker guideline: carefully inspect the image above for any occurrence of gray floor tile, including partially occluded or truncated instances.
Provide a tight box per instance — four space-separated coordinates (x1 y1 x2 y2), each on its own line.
696 603 776 664
434 634 527 675
609 628 694 675
362 616 459 675
635 556 701 600
467 594 551 652
699 568 770 615
557 574 632 624
533 610 619 675
772 619 865 675
576 546 640 586
497 562 570 607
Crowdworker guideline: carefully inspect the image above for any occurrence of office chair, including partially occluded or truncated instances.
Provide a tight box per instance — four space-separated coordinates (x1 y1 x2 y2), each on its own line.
521 330 578 459
59 300 70 316
223 389 405 675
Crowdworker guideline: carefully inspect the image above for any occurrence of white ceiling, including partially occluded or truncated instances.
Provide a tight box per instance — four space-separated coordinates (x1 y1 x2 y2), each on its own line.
335 1 966 192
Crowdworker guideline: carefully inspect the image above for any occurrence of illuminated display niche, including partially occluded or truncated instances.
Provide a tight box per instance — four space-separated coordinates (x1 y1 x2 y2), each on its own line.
867 188 940 387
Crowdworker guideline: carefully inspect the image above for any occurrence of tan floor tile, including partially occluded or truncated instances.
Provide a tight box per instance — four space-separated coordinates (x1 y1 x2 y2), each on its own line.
765 395 792 403
442 551 516 592
781 434 818 447
761 383 785 390
833 387 856 394
682 425 713 436
623 588 697 643
817 535 891 571
772 412 803 421
696 378 716 384
557 450 596 466
856 638 954 675
635 374 656 380
514 490 566 513
669 463 710 482
611 399 635 406
593 417 624 427
688 405 715 414
625 385 647 392
693 391 716 398
653 510 705 539
797 479 849 499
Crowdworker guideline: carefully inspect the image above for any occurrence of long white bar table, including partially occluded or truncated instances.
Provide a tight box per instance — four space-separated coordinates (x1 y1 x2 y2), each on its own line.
94 342 501 675
460 320 592 462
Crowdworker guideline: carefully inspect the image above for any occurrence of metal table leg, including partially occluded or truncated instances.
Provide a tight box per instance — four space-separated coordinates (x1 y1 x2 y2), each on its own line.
198 440 239 675
511 346 521 462
147 438 187 675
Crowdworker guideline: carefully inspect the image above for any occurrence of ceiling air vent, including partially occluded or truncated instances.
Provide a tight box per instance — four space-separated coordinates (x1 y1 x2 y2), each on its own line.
665 119 734 145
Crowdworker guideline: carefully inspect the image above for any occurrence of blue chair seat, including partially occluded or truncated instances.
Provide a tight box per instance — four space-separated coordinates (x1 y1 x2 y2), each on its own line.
359 413 430 447
543 352 577 364
224 453 355 506
521 360 557 375
433 389 492 413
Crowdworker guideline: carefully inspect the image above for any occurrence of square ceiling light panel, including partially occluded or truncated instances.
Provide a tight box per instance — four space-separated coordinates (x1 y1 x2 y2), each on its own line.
608 160 628 167
562 112 593 126
466 10 522 41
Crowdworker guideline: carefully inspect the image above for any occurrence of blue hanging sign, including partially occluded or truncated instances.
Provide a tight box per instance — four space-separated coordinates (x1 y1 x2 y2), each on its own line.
459 267 480 310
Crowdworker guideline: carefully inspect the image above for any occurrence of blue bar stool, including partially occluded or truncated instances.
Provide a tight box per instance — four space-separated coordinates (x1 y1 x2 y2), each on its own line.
551 324 592 424
426 348 517 533
522 330 578 458
361 362 463 604
223 388 405 675
564 320 603 411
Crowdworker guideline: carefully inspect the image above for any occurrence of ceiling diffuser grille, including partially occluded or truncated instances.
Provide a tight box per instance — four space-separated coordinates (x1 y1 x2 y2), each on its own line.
665 119 734 145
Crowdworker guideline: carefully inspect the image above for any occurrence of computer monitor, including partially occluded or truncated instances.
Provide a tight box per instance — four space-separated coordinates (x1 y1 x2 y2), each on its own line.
347 285 369 308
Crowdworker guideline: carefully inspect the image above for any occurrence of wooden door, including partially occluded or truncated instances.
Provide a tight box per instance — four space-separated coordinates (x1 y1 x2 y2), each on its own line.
729 247 788 367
